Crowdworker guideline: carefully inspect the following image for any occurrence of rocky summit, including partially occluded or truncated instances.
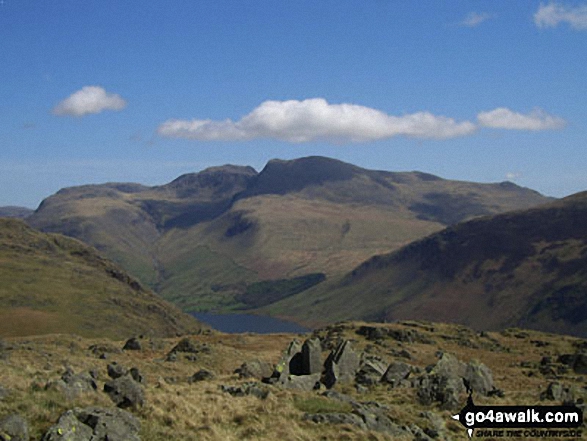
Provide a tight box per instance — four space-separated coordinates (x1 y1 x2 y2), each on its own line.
0 321 585 440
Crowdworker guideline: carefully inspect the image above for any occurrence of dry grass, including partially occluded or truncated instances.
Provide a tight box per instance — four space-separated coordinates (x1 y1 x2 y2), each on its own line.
0 322 585 440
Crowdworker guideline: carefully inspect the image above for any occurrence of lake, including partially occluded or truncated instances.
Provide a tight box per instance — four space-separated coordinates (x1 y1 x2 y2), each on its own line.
192 312 310 334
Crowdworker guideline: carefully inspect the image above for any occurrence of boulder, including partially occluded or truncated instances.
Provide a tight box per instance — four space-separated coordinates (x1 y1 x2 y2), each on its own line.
41 407 140 441
107 362 128 380
46 368 97 400
323 340 360 388
355 357 387 386
103 375 144 409
416 374 466 410
381 361 413 387
122 337 142 351
540 382 575 403
273 340 303 380
234 359 274 380
0 414 29 441
189 369 215 383
464 360 495 396
302 338 322 375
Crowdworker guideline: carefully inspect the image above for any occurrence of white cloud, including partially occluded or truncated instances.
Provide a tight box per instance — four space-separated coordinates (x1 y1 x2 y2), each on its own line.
534 2 587 30
52 86 127 117
460 12 495 27
158 98 477 143
477 107 566 131
506 172 522 181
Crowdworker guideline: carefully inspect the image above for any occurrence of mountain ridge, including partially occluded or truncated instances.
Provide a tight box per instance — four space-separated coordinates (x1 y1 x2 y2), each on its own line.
26 156 553 313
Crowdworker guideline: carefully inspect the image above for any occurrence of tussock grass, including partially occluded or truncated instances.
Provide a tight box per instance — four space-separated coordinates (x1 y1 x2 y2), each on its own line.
1 322 585 440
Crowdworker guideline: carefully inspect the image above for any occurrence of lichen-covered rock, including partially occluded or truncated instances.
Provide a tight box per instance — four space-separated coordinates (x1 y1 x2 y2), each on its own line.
41 407 140 441
273 339 303 380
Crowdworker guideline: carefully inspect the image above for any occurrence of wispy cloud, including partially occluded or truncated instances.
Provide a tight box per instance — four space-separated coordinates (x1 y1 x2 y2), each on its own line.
460 12 496 28
477 108 566 131
158 98 477 143
52 86 127 117
534 2 587 30
505 172 522 181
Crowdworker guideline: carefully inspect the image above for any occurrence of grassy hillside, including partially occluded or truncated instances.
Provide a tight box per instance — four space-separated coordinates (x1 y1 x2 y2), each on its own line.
264 192 587 337
0 218 204 338
27 156 552 313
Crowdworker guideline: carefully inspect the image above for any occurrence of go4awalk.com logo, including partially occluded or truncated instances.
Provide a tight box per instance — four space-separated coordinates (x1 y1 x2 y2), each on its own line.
451 395 583 438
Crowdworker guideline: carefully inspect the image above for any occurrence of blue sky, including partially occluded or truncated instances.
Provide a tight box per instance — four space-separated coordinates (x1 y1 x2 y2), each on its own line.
1 1 586 207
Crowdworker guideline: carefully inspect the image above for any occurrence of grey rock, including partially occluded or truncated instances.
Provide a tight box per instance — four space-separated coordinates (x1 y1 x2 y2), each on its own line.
277 373 321 391
353 402 406 436
122 337 142 351
220 382 269 399
88 343 122 358
234 359 274 380
129 367 144 384
0 414 29 441
382 361 412 387
46 368 97 400
104 375 144 409
189 369 215 383
323 340 360 388
302 338 322 375
464 361 495 396
302 412 366 429
355 357 387 386
540 382 575 403
306 400 409 436
107 362 127 380
272 339 303 380
416 374 466 410
41 410 93 441
430 353 466 379
321 390 357 404
356 325 388 341
42 407 140 441
169 338 199 353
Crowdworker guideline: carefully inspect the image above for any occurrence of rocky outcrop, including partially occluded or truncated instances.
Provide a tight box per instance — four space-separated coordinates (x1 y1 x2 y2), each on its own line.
41 407 140 441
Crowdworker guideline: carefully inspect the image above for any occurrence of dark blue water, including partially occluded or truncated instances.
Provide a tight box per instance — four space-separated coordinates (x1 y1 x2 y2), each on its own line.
192 312 310 334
